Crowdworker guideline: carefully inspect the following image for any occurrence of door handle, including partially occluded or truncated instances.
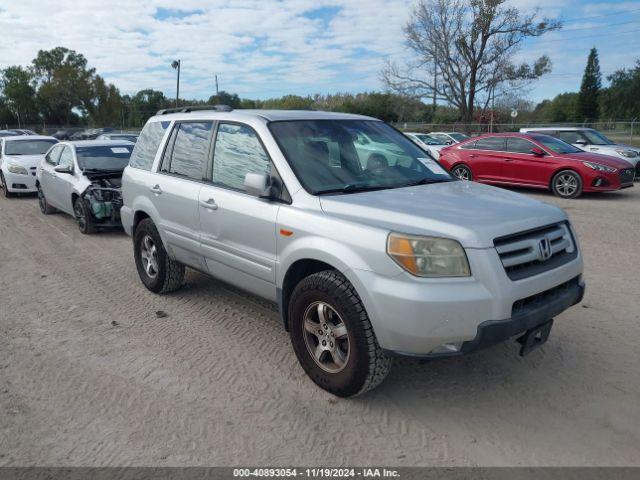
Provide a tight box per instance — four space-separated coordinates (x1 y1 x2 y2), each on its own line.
150 185 162 195
469 154 477 158
200 198 218 210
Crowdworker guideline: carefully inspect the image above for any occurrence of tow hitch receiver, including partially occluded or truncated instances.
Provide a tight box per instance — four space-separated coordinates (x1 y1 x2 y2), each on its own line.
517 319 553 356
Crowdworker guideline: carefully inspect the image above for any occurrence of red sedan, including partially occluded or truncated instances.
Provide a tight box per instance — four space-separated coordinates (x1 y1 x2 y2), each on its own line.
438 133 635 198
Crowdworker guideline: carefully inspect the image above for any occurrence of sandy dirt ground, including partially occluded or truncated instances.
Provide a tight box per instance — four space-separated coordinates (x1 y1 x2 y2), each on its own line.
0 186 639 467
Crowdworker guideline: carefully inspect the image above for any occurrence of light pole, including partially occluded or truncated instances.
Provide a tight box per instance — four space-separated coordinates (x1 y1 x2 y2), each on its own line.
171 60 181 108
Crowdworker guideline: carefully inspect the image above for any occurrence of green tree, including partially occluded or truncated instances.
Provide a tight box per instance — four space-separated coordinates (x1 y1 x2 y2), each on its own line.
31 47 96 124
207 91 241 108
577 47 601 121
533 93 578 123
129 89 170 126
599 60 640 120
88 75 125 127
1 66 38 125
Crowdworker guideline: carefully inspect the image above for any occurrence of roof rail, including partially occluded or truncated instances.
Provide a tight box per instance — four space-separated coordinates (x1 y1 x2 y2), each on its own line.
156 104 234 115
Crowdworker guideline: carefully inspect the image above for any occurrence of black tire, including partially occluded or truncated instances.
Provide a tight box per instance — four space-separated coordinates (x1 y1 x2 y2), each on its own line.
288 270 392 397
133 218 185 294
73 197 96 234
451 164 472 181
551 170 583 199
37 184 55 214
0 172 15 198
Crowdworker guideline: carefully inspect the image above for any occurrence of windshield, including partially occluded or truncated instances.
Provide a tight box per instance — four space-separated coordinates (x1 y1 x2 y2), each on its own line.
76 145 133 171
449 133 470 142
582 130 614 145
269 120 453 195
414 134 444 145
532 135 582 154
5 139 58 155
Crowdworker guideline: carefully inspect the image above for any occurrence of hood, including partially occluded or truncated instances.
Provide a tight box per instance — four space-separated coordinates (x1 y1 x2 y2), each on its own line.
319 181 567 249
3 154 43 168
562 151 634 170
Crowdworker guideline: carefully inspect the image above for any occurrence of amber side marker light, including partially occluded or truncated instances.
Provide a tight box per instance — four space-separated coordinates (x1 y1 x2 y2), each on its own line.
280 229 294 237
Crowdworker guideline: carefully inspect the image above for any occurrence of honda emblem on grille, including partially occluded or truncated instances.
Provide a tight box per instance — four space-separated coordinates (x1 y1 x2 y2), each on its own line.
538 236 552 261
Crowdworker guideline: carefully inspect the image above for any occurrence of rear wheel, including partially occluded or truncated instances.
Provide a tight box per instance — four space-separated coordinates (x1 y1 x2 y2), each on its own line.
452 164 472 181
37 184 55 214
134 218 185 294
74 197 96 234
0 172 15 198
288 270 392 397
551 170 582 199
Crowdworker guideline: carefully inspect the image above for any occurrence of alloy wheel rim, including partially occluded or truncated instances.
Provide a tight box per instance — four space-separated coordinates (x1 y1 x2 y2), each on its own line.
38 187 46 212
140 235 159 279
302 301 350 373
555 174 577 196
74 202 86 230
454 167 470 180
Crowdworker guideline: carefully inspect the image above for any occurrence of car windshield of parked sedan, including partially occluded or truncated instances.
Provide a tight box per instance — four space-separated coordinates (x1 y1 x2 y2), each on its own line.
449 133 470 142
582 130 615 145
532 135 583 154
415 134 444 145
5 139 58 155
76 145 133 172
269 120 454 195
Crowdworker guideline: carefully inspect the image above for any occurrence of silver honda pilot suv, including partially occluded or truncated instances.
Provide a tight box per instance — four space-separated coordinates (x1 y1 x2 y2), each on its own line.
121 106 585 397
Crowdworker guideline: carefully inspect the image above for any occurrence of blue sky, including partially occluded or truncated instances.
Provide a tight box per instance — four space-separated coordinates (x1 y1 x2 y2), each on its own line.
0 0 637 106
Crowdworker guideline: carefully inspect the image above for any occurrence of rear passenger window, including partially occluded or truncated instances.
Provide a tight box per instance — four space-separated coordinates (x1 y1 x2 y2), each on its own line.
165 122 213 180
212 123 271 191
475 137 506 151
129 121 169 170
507 138 536 154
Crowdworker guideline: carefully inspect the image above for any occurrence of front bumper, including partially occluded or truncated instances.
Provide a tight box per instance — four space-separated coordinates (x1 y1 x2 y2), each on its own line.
350 245 584 356
385 276 584 358
4 170 37 193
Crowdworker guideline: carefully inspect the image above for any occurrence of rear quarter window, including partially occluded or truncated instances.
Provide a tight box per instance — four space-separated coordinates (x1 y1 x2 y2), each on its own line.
129 121 169 170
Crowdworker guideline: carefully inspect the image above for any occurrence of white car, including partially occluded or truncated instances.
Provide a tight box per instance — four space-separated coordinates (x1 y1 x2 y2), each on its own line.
428 132 470 144
404 132 448 159
36 140 134 233
520 127 640 177
0 135 58 198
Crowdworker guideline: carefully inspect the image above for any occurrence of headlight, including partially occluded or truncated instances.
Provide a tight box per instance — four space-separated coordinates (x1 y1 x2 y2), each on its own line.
583 161 617 173
387 233 471 277
615 149 638 158
7 164 28 175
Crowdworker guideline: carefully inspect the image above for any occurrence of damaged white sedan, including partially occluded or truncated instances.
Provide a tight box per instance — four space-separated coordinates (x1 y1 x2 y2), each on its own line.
36 140 133 234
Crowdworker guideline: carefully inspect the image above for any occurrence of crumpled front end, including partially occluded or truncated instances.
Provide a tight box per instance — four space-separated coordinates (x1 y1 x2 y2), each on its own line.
81 177 123 227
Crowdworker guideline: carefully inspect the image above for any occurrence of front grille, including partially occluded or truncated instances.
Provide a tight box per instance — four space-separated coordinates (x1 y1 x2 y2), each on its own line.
494 222 578 281
620 168 635 184
512 276 580 317
634 163 640 180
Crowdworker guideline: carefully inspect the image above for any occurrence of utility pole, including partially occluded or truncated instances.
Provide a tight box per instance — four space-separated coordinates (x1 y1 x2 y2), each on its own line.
432 52 437 116
215 74 219 96
489 85 495 133
171 60 181 108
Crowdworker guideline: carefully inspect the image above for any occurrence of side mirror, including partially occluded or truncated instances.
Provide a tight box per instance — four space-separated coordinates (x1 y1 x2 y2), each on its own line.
54 164 73 174
530 147 545 156
446 140 453 145
244 172 272 198
574 139 587 145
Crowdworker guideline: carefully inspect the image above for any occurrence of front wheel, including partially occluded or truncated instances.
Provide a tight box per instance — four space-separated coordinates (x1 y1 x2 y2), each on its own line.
133 218 185 294
288 270 392 397
38 184 55 214
551 170 583 199
74 197 96 234
451 164 472 181
0 172 15 198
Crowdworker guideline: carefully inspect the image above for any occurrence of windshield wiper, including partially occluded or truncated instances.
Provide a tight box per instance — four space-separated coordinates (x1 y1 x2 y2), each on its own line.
404 177 453 187
83 168 123 173
315 183 401 195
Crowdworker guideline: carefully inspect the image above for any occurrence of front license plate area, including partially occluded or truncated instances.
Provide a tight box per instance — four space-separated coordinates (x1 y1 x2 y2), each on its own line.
517 319 553 356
